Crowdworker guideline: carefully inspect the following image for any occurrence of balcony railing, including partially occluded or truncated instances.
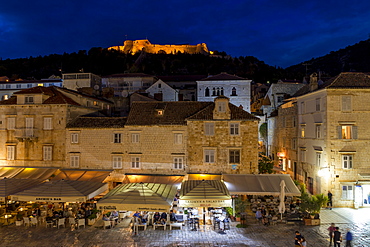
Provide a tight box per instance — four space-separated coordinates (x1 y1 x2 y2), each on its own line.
14 128 38 140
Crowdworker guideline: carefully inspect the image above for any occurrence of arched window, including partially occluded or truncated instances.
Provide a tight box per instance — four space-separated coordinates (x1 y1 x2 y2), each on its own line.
231 87 237 96
205 87 210 97
217 87 220 96
212 88 216 96
220 87 224 96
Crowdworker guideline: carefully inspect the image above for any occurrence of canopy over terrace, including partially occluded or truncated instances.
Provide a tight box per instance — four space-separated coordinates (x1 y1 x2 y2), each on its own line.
222 174 301 196
97 182 178 211
0 178 44 201
122 174 184 185
10 180 108 202
51 169 112 183
179 180 232 207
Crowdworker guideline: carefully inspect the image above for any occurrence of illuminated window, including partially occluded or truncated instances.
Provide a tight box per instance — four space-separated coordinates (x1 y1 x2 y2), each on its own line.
229 150 240 164
204 123 215 136
93 101 98 106
7 146 15 160
43 117 52 130
131 133 140 143
3 95 9 100
342 155 353 169
131 157 141 169
173 157 183 169
301 126 305 138
70 155 79 168
174 133 183 144
338 125 357 139
342 185 353 200
43 146 52 161
230 123 239 135
113 133 122 143
204 149 215 163
112 156 122 169
71 133 79 143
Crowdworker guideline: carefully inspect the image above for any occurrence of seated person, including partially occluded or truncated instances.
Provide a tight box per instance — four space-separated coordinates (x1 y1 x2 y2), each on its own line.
111 210 119 223
102 214 110 221
153 212 161 224
169 210 177 222
133 211 141 218
160 212 167 224
255 209 263 221
141 212 148 223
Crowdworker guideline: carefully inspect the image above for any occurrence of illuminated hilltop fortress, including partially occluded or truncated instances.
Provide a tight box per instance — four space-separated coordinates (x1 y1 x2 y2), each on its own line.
108 39 210 55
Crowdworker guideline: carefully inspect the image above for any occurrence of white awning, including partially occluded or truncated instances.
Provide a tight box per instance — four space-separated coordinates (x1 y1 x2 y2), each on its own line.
222 174 301 196
11 180 108 202
97 182 178 211
0 178 44 202
179 180 232 207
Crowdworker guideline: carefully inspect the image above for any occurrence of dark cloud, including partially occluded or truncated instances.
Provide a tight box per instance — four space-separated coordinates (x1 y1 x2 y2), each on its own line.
0 0 370 68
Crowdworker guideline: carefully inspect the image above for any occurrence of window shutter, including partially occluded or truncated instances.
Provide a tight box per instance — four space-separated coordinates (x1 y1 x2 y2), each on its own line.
338 126 342 139
352 126 358 139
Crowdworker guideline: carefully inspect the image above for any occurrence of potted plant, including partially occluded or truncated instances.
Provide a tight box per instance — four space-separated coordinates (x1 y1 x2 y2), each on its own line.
87 213 97 225
300 191 328 225
15 212 23 226
234 197 248 222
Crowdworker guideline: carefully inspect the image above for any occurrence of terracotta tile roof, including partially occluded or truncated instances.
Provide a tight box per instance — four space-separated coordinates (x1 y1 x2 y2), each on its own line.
0 86 80 106
67 117 127 128
187 103 259 121
126 100 259 125
199 72 247 81
126 101 213 125
57 87 113 104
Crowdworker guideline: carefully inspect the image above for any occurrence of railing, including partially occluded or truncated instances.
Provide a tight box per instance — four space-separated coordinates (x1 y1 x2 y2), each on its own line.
14 128 38 140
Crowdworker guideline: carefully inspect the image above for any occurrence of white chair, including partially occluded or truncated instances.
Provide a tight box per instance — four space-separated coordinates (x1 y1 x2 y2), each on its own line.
103 220 111 229
58 218 65 228
30 218 38 227
134 223 147 232
23 217 30 227
170 223 182 230
77 219 85 228
153 223 165 230
69 217 76 227
119 212 126 221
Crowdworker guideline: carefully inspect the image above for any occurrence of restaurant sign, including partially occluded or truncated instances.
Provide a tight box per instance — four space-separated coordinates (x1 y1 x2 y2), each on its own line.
178 199 232 208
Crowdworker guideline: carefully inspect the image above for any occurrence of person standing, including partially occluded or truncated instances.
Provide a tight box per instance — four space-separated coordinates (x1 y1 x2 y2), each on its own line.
294 231 303 247
345 229 352 247
328 191 333 210
300 236 307 246
328 223 336 246
333 227 342 247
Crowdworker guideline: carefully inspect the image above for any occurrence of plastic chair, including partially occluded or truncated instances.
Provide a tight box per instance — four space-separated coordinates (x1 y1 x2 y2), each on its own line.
103 220 111 229
23 217 30 227
77 218 85 228
119 212 126 221
30 218 38 227
58 218 65 228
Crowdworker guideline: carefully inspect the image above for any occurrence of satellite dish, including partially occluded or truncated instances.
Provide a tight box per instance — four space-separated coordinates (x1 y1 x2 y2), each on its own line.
94 85 100 90
121 90 128 97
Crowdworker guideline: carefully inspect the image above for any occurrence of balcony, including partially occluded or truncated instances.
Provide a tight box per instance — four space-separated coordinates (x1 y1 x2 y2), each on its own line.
14 128 38 141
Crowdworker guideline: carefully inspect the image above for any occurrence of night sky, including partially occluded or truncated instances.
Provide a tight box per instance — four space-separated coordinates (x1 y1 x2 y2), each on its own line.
1 0 370 68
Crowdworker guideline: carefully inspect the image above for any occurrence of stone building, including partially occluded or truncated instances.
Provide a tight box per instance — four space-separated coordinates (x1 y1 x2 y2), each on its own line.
145 79 179 101
197 73 252 113
66 96 259 184
274 72 370 208
0 86 113 168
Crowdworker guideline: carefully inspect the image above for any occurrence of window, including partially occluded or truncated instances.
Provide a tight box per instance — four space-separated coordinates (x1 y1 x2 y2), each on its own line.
70 155 80 168
218 102 226 112
25 96 34 104
7 146 15 160
71 133 79 143
338 125 357 139
173 157 184 169
231 87 237 96
25 118 34 137
342 185 353 200
316 98 321 111
205 87 210 97
342 95 352 111
174 133 183 144
16 84 21 89
291 138 297 150
301 126 305 138
292 117 296 127
316 153 322 166
204 123 215 136
230 123 239 135
204 149 215 163
7 118 15 130
300 149 306 162
131 133 140 143
300 102 305 114
342 155 353 169
43 117 52 130
316 125 321 139
229 150 240 164
112 156 122 169
113 133 122 143
158 83 161 88
43 146 52 161
277 95 284 104
27 84 32 88
131 157 140 169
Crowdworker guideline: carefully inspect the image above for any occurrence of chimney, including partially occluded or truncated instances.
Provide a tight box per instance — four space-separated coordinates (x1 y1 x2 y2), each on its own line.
309 73 318 92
